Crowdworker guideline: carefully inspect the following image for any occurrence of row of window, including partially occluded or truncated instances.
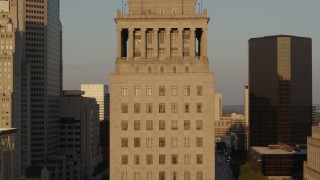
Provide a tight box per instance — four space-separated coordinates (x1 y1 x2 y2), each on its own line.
121 103 203 114
121 171 203 180
121 120 203 131
121 137 203 148
121 154 204 165
121 86 203 96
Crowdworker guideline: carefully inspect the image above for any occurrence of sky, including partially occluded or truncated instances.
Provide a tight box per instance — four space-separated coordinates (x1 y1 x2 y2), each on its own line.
61 0 320 105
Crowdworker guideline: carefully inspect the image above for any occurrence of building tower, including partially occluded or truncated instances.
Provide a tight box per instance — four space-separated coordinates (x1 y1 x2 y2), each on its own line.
244 84 249 126
110 0 215 179
249 35 312 147
304 125 320 179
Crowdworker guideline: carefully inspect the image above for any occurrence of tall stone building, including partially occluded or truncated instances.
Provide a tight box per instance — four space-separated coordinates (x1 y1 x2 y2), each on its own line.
110 0 215 179
304 125 320 180
0 0 62 176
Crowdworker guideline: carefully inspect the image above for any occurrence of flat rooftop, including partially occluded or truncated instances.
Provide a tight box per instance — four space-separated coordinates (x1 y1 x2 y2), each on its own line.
0 128 17 136
252 146 307 155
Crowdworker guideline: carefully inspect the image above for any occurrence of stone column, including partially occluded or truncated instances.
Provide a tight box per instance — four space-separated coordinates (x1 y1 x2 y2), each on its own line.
166 28 171 58
190 28 196 58
200 28 208 57
178 28 184 57
141 28 146 58
128 28 134 59
153 28 159 59
117 28 122 59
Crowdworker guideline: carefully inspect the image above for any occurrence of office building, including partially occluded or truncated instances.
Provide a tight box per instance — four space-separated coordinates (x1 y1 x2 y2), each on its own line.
249 35 312 147
244 84 249 126
110 0 215 179
0 128 17 180
304 125 320 180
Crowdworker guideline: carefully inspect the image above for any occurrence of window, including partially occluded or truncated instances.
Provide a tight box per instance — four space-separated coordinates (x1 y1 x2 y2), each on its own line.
159 86 165 96
171 31 178 44
197 103 203 113
196 154 203 164
134 103 140 113
183 47 190 57
184 155 190 165
146 138 152 148
184 103 190 113
134 120 140 130
185 66 189 73
135 48 141 57
196 171 203 180
159 137 165 147
121 103 128 113
159 120 165 130
159 103 165 113
171 120 178 130
148 66 152 73
146 120 153 130
184 171 190 180
134 155 140 165
159 49 165 60
122 138 128 147
173 66 176 73
171 137 178 148
171 86 177 96
196 120 203 130
146 103 153 113
147 172 152 180
121 172 128 180
184 120 190 130
160 67 164 73
196 137 203 147
134 86 140 96
184 137 190 147
172 172 177 180
159 155 166 165
121 86 128 96
134 172 141 180
197 86 203 96
146 155 153 165
121 120 128 130
171 154 178 164
159 31 165 44
147 32 153 44
122 155 128 164
171 48 178 57
134 138 140 147
184 86 190 96
146 86 152 96
147 49 153 58
171 103 178 113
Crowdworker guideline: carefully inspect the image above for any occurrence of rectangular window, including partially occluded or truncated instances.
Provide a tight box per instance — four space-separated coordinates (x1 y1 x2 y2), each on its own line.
159 137 165 147
196 154 203 164
197 86 203 96
134 86 140 96
134 172 140 180
171 31 178 44
146 155 153 165
171 103 178 113
147 32 153 44
171 86 177 96
171 154 178 164
196 120 203 130
159 120 165 130
159 31 165 44
159 49 165 60
134 103 140 113
134 155 140 165
122 155 128 165
184 120 190 130
184 86 190 96
197 103 203 113
146 138 152 148
146 103 153 113
183 47 190 57
171 120 178 130
134 48 141 57
172 172 177 180
196 171 203 180
170 48 178 57
171 137 178 148
196 137 203 147
147 49 153 58
184 103 190 113
146 120 153 130
147 172 152 180
183 30 190 44
121 86 128 96
159 86 165 96
134 138 140 148
146 86 152 96
184 155 190 165
121 172 128 180
121 103 128 113
121 120 128 130
184 137 190 147
159 103 165 113
159 155 166 165
134 120 140 130
184 171 190 180
122 138 128 147
159 171 166 180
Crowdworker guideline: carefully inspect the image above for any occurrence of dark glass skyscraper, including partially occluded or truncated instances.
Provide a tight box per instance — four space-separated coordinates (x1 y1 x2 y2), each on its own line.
249 35 312 147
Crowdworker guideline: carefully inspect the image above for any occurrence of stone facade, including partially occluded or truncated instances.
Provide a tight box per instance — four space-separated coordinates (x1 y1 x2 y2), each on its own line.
304 126 320 180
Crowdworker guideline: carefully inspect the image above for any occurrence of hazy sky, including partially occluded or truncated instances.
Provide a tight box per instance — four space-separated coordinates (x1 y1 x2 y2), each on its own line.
61 0 320 105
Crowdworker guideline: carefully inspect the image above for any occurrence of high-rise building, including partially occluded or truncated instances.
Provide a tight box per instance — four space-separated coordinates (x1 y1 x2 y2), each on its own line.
304 125 320 179
215 93 222 121
0 0 62 176
249 35 312 147
244 84 249 126
110 0 215 179
0 128 17 180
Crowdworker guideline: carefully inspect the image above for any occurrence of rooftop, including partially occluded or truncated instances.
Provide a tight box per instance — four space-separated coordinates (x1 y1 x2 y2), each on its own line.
0 128 17 136
252 146 307 155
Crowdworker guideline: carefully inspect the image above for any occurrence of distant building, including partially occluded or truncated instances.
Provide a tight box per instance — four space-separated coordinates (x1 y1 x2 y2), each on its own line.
215 93 223 121
215 113 245 142
312 106 317 124
0 128 16 180
244 84 249 126
304 126 320 179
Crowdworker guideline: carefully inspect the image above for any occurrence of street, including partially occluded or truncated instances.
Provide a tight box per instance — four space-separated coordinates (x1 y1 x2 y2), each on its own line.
215 151 235 180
